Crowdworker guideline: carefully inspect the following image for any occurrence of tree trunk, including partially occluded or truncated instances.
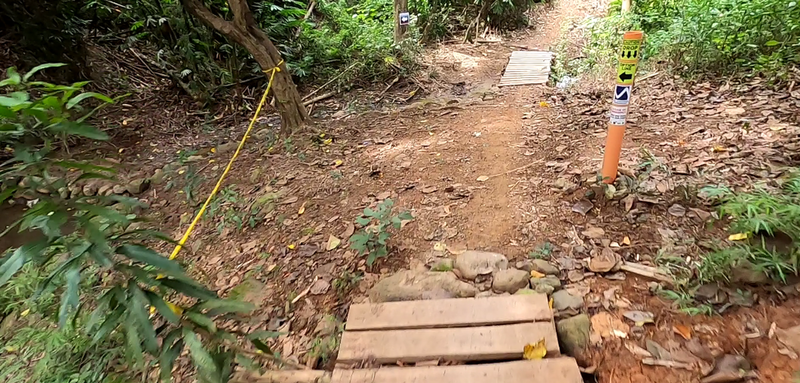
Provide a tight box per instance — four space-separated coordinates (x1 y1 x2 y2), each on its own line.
621 0 631 13
179 0 307 133
394 0 409 43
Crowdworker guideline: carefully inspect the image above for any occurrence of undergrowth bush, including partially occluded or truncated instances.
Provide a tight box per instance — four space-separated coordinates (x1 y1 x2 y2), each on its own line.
637 0 800 78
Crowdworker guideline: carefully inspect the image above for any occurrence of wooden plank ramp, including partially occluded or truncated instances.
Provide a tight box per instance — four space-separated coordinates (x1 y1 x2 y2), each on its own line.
333 294 583 383
498 51 554 87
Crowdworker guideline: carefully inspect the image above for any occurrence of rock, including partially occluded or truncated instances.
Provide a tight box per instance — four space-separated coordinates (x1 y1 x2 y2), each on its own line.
492 269 530 293
150 169 167 184
534 284 555 295
126 178 150 195
310 279 330 295
556 314 590 356
254 128 271 140
216 142 238 154
731 259 769 284
530 259 560 276
588 248 619 273
552 290 584 311
98 183 114 196
514 288 536 295
530 275 561 291
82 182 99 196
185 155 204 163
581 226 605 239
112 185 127 194
429 258 454 272
668 204 686 217
453 251 508 280
313 315 339 337
57 187 69 199
227 278 270 306
368 270 478 302
571 200 594 216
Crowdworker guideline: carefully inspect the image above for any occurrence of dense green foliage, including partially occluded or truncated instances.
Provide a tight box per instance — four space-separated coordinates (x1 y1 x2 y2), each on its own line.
554 0 799 81
0 66 278 382
350 199 413 266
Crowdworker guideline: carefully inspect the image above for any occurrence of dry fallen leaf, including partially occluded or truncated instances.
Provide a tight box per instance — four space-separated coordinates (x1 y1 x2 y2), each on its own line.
674 324 692 340
298 202 306 215
326 235 341 251
476 175 490 182
433 242 447 252
728 233 749 241
530 270 545 279
332 159 343 168
523 339 547 360
622 236 631 246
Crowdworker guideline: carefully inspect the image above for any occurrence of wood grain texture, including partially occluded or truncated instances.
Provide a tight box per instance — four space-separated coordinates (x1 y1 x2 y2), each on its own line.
346 294 551 331
337 322 559 364
331 359 583 383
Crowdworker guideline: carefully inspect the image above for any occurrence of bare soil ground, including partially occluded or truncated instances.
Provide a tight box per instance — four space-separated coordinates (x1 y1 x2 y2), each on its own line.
64 0 800 381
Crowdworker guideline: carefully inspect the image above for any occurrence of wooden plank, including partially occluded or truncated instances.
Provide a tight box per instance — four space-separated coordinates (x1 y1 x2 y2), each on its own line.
337 322 559 364
331 359 583 383
346 295 551 331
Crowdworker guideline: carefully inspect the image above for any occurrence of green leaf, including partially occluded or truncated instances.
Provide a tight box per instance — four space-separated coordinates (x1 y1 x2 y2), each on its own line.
93 306 123 343
129 283 159 354
116 244 182 274
186 311 217 333
195 299 255 315
87 287 117 332
160 278 218 300
0 240 47 286
50 121 109 140
0 67 21 87
145 291 181 324
355 216 371 226
124 312 145 367
66 92 114 109
183 328 221 383
765 40 780 46
58 262 81 327
22 63 66 82
397 211 414 220
160 336 184 382
36 242 89 298
250 338 273 354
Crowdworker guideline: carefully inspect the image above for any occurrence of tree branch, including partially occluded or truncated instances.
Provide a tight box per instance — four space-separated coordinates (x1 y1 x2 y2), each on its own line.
180 0 240 40
228 0 248 28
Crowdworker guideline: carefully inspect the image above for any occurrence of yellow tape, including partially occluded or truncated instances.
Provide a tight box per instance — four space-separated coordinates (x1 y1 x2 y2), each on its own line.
169 60 284 261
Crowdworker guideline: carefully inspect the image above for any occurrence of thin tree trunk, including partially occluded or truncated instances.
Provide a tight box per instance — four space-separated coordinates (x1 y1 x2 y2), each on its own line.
179 0 307 132
394 0 409 42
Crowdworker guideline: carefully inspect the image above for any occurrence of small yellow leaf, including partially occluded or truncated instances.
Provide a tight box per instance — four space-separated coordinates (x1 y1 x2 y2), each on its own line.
208 159 215 163
523 339 547 360
333 159 343 168
287 244 296 250
298 202 306 215
20 308 30 317
433 242 446 252
539 101 550 107
476 175 489 182
622 236 631 246
3 346 17 353
728 233 749 241
323 138 332 145
166 301 184 316
549 297 554 309
530 270 545 279
326 235 341 251
210 147 217 153
712 145 727 152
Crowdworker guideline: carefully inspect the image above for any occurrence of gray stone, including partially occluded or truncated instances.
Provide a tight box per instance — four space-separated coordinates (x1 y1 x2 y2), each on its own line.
82 182 98 196
368 270 478 303
453 250 508 280
552 290 584 311
530 259 560 276
310 279 330 295
430 258 454 272
185 155 204 163
492 269 530 293
216 142 238 154
313 315 339 336
98 183 114 196
58 187 69 199
534 284 555 295
731 259 769 284
150 169 167 184
112 185 127 195
530 275 561 291
126 178 150 195
556 314 591 356
254 128 272 140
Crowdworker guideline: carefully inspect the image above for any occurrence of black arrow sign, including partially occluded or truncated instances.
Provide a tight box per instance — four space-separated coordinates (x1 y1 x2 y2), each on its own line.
619 72 633 82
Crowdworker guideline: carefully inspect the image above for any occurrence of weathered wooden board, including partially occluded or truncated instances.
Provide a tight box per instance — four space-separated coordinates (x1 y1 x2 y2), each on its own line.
499 51 553 87
331 359 583 383
346 294 551 331
337 322 559 364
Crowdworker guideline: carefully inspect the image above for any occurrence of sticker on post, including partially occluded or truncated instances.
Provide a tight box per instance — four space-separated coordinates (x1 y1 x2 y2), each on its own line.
613 85 631 105
399 12 410 25
620 39 642 61
609 105 628 126
617 63 637 85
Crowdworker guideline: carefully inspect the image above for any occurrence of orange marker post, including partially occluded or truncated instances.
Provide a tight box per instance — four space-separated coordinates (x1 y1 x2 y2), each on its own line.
601 31 644 183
